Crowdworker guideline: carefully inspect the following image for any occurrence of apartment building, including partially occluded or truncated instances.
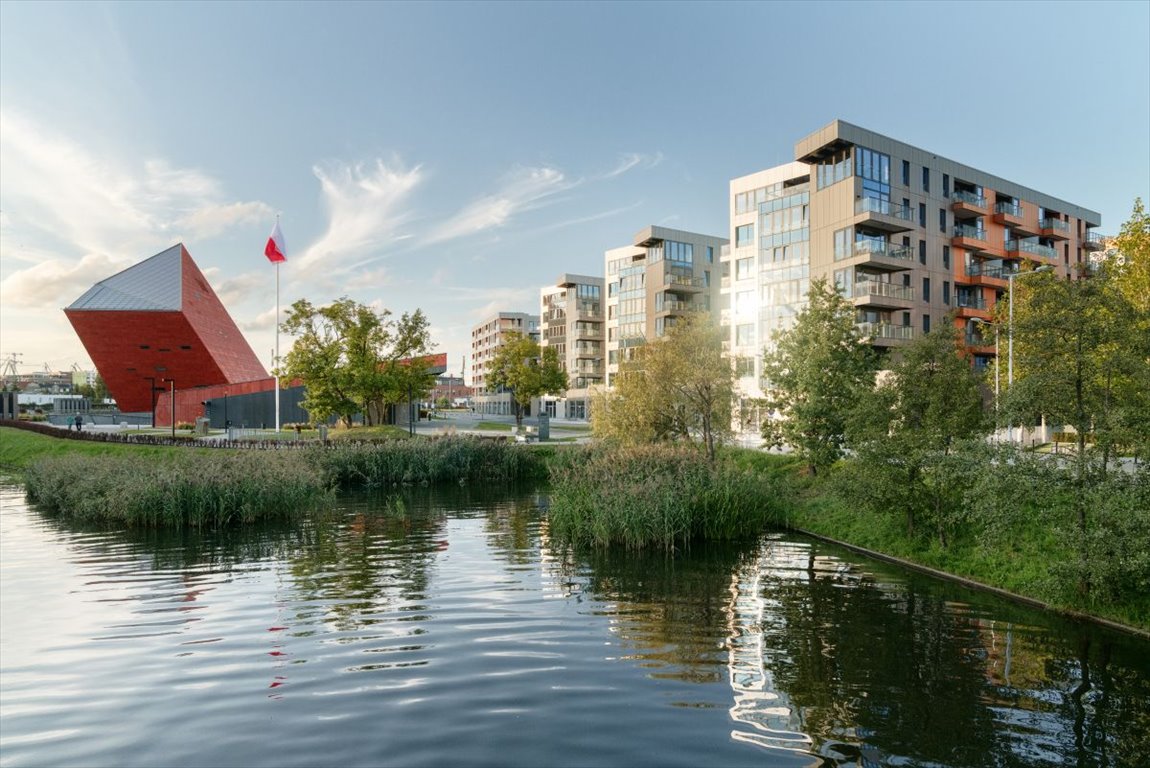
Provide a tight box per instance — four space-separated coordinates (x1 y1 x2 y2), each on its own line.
604 226 729 388
469 312 540 415
539 273 605 420
724 119 1103 418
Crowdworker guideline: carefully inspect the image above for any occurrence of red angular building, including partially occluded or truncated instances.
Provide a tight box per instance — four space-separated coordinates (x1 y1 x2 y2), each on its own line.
65 244 268 413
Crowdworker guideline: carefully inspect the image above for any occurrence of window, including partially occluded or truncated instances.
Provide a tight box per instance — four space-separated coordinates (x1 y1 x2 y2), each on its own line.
856 146 891 202
902 235 911 247
939 208 947 233
834 228 853 261
902 312 911 326
943 245 951 269
919 203 927 228
902 160 910 186
902 273 911 287
736 290 755 314
923 314 931 333
735 357 755 377
919 239 926 264
943 174 950 198
816 147 853 189
922 166 930 193
703 270 711 287
735 224 754 248
736 324 754 346
735 257 753 280
942 281 950 305
923 277 931 302
706 246 714 264
665 240 693 264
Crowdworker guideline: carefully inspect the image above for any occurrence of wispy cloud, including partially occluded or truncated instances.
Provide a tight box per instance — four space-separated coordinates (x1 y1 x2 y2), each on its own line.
296 159 423 272
427 166 573 244
0 110 273 305
202 268 265 308
1 252 134 308
600 152 663 180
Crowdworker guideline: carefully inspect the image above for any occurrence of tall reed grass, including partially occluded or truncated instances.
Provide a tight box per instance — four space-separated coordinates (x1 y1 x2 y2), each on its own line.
24 451 332 527
547 445 785 550
314 436 547 488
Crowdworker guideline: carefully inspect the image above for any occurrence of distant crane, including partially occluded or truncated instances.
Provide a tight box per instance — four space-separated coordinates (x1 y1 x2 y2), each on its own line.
1 353 22 387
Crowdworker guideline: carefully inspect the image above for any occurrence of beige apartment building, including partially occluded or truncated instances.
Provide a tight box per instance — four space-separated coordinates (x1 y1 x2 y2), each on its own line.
604 225 729 388
724 120 1103 424
539 273 605 420
469 311 540 416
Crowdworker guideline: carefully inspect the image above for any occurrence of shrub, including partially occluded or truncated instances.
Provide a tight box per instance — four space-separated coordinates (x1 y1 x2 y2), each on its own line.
547 444 785 550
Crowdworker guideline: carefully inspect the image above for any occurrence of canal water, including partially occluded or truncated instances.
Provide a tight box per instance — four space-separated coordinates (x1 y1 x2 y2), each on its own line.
1 483 1148 767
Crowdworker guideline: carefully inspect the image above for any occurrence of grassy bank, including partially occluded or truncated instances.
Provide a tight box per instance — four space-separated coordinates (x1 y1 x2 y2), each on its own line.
317 436 550 487
548 444 784 550
741 450 1150 633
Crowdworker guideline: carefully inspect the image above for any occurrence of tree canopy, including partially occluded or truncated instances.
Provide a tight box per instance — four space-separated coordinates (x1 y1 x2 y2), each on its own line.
279 298 434 426
486 332 567 427
762 277 876 474
592 314 733 461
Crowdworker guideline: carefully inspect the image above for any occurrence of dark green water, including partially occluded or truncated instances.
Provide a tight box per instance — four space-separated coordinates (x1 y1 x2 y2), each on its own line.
1 483 1147 767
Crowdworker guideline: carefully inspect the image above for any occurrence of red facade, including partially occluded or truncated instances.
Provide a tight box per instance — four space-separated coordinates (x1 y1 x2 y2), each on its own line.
65 244 267 413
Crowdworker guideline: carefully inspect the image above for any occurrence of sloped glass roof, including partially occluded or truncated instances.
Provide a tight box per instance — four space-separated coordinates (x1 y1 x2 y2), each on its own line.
67 244 184 311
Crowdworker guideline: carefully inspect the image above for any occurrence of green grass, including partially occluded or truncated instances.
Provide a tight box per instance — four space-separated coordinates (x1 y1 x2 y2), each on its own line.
325 424 414 441
547 444 785 550
1 426 179 473
314 435 547 487
472 422 513 432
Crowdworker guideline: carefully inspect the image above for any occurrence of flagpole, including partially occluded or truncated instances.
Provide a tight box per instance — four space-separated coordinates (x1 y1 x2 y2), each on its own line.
275 258 281 433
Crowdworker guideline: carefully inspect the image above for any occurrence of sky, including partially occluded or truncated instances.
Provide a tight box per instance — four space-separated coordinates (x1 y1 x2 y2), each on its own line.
2 0 1148 384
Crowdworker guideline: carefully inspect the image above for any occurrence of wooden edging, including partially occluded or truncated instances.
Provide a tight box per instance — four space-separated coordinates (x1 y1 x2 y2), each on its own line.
792 526 1150 641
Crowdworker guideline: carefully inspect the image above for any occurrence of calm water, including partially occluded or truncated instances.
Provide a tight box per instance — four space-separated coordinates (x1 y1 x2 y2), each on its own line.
1 483 1148 768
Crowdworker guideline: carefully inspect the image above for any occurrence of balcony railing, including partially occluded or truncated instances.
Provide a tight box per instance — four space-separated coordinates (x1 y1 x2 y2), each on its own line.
966 262 1020 280
995 201 1023 217
965 332 994 347
956 294 988 310
660 299 696 312
953 224 988 241
953 190 987 207
852 280 914 301
1005 239 1056 259
856 322 914 341
665 274 706 289
855 197 915 221
852 240 914 260
1040 218 1070 233
1084 231 1107 250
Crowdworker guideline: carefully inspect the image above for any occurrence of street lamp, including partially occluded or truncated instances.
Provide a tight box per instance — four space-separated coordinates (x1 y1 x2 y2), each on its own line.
163 378 176 438
1006 265 1052 443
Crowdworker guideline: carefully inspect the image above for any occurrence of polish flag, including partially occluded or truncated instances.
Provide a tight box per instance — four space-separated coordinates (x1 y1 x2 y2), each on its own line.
265 219 287 263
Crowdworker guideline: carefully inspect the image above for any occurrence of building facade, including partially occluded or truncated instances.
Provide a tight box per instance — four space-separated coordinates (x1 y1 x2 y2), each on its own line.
603 226 729 388
469 312 540 416
539 273 605 420
723 120 1103 424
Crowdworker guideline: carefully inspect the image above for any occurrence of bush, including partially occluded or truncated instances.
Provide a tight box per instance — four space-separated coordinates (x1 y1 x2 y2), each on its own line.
24 451 333 527
314 435 547 487
547 444 785 550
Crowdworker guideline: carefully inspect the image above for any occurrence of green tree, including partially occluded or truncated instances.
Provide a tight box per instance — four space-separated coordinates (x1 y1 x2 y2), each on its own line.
592 314 733 461
762 277 876 475
842 323 988 543
487 332 566 428
280 298 435 427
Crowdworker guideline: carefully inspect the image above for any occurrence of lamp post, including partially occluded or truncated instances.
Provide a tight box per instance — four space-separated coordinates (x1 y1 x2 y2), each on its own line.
1006 265 1052 443
163 378 176 438
145 376 157 428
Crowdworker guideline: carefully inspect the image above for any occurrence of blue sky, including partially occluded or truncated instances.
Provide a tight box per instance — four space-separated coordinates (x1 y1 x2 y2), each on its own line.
2 0 1147 382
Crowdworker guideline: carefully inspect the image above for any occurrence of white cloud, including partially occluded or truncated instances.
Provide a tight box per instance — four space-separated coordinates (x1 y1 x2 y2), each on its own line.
178 201 275 239
601 152 663 179
427 166 573 244
241 306 279 332
202 268 265 308
296 159 423 272
0 252 133 308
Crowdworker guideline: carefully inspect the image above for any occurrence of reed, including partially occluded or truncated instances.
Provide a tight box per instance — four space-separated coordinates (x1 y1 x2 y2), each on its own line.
24 451 332 527
547 444 784 550
314 435 547 488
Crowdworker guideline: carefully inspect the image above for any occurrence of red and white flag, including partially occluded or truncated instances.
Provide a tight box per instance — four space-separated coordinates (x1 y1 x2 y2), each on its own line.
265 219 287 263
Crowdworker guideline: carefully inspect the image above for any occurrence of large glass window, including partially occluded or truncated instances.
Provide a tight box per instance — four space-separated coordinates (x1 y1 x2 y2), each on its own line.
816 148 853 190
856 146 891 202
735 224 754 248
736 324 754 346
834 228 852 261
735 257 754 280
665 240 693 264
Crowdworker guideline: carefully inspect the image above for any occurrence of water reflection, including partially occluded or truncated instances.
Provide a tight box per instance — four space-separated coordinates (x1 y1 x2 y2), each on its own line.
3 483 1149 768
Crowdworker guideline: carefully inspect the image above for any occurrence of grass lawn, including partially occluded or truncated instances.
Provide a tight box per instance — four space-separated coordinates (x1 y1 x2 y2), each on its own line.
326 424 415 441
0 426 192 474
472 422 513 432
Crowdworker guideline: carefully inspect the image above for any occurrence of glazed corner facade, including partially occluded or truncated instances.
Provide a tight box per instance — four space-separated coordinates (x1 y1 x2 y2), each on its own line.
724 119 1103 403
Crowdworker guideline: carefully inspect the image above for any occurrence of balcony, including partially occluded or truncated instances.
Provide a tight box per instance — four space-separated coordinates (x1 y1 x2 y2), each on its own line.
951 190 988 217
856 322 914 345
657 299 698 315
851 280 915 309
1039 218 1071 240
955 293 990 318
571 324 601 340
965 262 1019 284
952 224 989 251
993 201 1025 228
572 301 602 320
1083 231 1107 251
664 274 706 293
965 332 995 350
844 239 915 272
853 197 915 233
1005 239 1056 260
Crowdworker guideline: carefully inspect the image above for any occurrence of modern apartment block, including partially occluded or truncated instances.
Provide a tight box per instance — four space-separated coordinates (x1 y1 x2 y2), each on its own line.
539 273 605 420
604 225 729 388
469 312 540 416
723 119 1103 417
